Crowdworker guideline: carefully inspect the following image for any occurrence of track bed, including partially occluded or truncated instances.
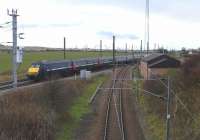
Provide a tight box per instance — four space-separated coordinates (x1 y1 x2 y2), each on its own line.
74 66 145 140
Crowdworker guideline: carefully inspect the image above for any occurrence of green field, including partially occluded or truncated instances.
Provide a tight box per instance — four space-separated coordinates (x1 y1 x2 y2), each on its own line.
0 50 124 80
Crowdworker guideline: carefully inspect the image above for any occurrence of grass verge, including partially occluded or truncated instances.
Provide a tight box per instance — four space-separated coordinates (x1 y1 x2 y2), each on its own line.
132 67 165 140
56 75 107 140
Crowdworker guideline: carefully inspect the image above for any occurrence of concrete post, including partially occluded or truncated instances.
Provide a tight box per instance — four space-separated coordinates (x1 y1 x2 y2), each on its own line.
166 76 171 140
8 9 18 88
64 37 66 59
113 36 116 65
100 40 102 58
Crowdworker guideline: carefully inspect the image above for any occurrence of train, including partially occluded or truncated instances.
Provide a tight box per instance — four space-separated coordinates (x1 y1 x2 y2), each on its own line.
27 55 134 80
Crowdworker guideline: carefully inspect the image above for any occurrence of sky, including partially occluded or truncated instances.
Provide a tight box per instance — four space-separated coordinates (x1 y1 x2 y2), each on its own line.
0 0 200 50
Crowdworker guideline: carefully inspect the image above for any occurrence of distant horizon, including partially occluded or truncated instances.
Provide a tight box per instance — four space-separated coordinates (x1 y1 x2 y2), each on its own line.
1 43 199 51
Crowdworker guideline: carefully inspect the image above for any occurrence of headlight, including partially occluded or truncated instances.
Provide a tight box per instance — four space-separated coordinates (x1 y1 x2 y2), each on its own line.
27 68 39 76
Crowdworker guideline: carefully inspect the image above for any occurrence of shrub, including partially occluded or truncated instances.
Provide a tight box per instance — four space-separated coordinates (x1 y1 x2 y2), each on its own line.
0 92 55 140
0 79 86 140
181 54 200 88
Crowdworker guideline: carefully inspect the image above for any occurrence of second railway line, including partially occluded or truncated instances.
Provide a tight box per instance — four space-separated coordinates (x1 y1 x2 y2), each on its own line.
0 78 34 91
102 66 144 140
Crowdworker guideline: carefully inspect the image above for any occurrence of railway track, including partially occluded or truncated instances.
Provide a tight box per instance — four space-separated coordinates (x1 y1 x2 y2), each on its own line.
0 78 34 91
103 66 130 140
0 68 113 92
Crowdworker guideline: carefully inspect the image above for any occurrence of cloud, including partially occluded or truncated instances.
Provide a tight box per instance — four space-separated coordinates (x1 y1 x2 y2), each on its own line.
57 0 145 12
1 0 200 49
97 31 114 37
19 23 82 29
97 31 138 40
61 0 200 22
49 23 82 28
149 0 200 22
18 24 39 28
119 34 138 40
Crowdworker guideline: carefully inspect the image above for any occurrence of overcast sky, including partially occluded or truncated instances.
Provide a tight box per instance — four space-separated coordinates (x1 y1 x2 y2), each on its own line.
0 0 200 50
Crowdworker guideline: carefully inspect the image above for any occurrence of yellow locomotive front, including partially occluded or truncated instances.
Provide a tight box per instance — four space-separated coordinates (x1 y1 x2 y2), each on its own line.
27 64 40 79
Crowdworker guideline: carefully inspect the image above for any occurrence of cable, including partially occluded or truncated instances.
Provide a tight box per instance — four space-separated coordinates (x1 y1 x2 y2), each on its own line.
158 78 196 120
148 69 196 120
0 21 11 27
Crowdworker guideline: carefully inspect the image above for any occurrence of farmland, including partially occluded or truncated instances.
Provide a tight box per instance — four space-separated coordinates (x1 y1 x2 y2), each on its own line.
0 50 124 81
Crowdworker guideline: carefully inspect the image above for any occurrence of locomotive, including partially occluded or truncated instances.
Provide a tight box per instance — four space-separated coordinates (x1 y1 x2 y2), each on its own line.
27 55 133 80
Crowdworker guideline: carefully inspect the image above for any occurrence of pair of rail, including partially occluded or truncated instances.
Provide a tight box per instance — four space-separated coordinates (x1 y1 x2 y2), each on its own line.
104 67 130 140
0 78 32 91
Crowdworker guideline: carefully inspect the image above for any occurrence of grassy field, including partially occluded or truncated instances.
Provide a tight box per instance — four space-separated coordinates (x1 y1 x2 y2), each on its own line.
0 50 123 80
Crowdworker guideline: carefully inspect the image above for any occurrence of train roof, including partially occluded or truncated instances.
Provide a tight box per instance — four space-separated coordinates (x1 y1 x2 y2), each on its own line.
32 60 71 65
31 55 133 65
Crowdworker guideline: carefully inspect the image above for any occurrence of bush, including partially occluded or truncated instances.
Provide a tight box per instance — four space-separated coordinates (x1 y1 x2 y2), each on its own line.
0 79 86 140
143 80 166 118
0 92 55 140
140 54 200 140
181 54 200 88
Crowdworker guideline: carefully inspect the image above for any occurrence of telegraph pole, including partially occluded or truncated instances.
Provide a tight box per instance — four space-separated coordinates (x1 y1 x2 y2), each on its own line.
112 36 116 65
125 43 128 63
100 40 102 58
140 40 143 57
145 0 150 55
8 9 19 88
64 37 66 59
166 76 171 140
132 44 134 60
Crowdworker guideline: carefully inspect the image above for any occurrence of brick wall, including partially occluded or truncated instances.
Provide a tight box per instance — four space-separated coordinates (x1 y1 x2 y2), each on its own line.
140 62 176 79
149 68 177 78
140 61 148 79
